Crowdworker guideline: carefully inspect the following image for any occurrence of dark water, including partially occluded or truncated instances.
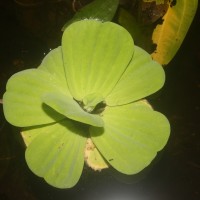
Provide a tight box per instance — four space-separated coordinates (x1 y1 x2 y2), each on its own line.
0 1 200 200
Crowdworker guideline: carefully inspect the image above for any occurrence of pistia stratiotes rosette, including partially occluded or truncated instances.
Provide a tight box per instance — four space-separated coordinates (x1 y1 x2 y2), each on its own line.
3 20 170 188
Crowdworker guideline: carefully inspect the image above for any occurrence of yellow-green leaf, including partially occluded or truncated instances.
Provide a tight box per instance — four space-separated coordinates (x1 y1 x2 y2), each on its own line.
152 0 198 65
3 69 67 127
42 92 104 127
25 120 87 188
105 46 165 106
62 20 134 101
90 100 170 174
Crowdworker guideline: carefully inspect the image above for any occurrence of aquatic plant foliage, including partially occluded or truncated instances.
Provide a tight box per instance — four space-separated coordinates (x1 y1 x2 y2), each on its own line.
3 20 170 188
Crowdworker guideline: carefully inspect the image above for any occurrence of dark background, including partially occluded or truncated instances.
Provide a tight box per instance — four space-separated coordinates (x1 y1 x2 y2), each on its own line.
0 1 200 200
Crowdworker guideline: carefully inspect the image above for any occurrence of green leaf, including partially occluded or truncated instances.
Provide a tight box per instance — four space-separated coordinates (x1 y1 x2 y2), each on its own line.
118 8 141 43
42 92 104 127
3 69 68 127
90 100 170 174
152 0 198 64
118 8 156 53
62 20 134 101
25 120 87 188
106 46 165 106
39 47 69 91
62 0 119 30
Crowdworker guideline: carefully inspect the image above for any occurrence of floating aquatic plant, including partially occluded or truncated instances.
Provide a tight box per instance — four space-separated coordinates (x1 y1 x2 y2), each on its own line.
3 20 170 188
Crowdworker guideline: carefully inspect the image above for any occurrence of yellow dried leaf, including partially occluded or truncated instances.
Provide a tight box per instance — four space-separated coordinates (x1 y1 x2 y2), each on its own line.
84 138 108 171
151 0 198 65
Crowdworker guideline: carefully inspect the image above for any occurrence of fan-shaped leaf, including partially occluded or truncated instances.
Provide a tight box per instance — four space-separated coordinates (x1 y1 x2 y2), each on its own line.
25 120 87 188
90 101 170 174
39 47 69 91
62 20 134 101
3 69 68 127
106 46 165 106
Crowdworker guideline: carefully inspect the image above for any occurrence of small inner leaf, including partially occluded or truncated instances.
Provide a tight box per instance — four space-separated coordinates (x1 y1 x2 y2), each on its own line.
83 93 104 112
42 92 104 127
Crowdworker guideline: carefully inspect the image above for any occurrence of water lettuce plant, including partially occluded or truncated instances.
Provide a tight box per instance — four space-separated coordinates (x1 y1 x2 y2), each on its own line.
3 20 170 188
